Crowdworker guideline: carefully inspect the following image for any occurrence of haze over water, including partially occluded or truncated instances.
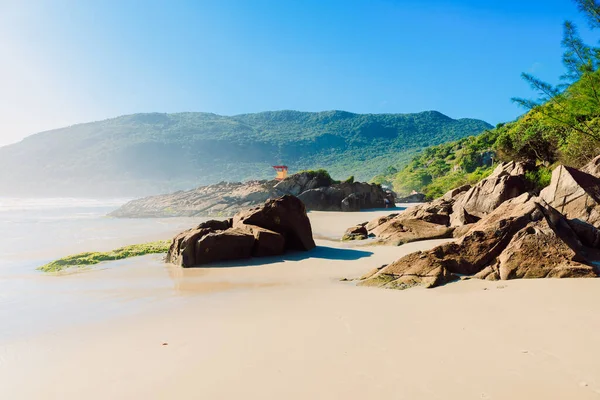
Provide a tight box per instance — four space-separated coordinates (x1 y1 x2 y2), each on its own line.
0 197 209 341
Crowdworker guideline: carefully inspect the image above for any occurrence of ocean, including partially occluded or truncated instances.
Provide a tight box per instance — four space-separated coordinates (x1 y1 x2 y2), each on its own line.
0 197 207 341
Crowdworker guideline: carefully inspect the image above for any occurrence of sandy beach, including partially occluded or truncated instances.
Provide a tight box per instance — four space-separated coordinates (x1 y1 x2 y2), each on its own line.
1 209 600 399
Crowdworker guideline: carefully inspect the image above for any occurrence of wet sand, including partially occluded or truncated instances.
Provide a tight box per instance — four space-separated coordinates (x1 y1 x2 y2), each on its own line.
1 209 600 399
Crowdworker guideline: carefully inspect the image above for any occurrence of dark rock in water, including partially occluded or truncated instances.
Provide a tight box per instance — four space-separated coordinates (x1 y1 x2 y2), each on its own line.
233 195 316 251
167 195 315 267
396 193 426 203
342 225 369 241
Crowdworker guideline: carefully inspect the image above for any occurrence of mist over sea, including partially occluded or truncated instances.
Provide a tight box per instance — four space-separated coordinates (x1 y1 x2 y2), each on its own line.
0 197 208 341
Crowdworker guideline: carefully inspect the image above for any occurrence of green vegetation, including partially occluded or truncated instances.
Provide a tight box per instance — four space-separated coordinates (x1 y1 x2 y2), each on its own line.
343 175 355 184
38 240 170 272
378 0 600 199
298 168 337 184
0 110 491 197
373 129 499 198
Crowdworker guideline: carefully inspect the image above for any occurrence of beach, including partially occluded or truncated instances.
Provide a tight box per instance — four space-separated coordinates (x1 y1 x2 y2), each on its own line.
1 204 600 399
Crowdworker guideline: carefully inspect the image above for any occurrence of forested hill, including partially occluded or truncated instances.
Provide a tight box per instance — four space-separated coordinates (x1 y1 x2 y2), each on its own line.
0 110 491 197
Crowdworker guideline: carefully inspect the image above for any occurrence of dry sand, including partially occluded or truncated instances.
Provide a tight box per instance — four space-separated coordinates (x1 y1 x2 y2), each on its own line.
1 209 600 399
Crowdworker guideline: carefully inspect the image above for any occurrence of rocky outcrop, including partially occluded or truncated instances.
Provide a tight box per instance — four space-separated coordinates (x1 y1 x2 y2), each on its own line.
540 165 600 228
111 172 392 218
360 193 600 290
450 161 531 222
348 162 531 244
167 195 315 267
298 181 390 212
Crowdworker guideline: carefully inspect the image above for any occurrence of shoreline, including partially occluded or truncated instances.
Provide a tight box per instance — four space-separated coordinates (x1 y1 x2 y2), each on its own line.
2 209 600 399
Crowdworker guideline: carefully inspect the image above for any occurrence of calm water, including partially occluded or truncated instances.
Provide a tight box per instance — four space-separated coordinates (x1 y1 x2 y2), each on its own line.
0 198 208 341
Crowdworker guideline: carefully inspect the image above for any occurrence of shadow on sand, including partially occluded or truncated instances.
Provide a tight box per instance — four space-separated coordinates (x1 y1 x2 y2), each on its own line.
183 245 374 269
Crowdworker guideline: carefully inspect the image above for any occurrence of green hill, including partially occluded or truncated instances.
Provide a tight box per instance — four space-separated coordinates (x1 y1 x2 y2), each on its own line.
0 110 491 197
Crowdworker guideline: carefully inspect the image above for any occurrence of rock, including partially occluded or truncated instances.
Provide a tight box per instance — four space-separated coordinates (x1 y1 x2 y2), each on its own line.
442 185 471 201
369 217 454 245
166 227 213 266
451 161 530 221
581 155 600 178
540 165 600 227
365 213 398 231
273 171 333 196
298 182 390 211
341 193 361 212
360 192 600 290
342 225 369 241
567 218 600 248
233 195 316 251
112 171 392 218
196 219 232 231
396 193 426 203
167 195 315 267
194 228 256 265
358 251 456 289
242 225 286 257
297 187 345 211
497 218 597 280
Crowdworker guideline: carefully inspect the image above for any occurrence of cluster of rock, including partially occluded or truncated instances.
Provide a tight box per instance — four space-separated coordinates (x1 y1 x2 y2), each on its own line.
167 195 316 267
344 161 530 244
111 172 394 218
355 157 600 289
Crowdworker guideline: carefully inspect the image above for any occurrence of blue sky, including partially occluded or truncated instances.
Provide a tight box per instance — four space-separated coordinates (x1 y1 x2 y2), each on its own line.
0 0 594 145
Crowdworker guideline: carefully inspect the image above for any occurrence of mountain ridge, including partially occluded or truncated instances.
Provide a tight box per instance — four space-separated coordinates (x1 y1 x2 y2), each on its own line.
0 110 492 197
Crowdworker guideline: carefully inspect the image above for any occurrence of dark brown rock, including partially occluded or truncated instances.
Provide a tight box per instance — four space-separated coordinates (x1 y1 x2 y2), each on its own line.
233 195 316 251
241 225 286 257
194 228 256 266
166 227 213 266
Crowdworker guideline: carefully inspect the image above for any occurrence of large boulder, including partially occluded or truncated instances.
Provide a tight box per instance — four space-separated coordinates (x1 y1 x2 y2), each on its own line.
540 165 600 228
359 193 600 290
194 228 256 265
450 161 530 224
298 187 346 211
298 181 389 211
233 195 316 251
167 195 315 267
240 225 286 257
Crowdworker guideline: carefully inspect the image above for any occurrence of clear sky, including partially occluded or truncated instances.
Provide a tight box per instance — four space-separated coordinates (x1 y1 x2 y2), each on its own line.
0 0 594 146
